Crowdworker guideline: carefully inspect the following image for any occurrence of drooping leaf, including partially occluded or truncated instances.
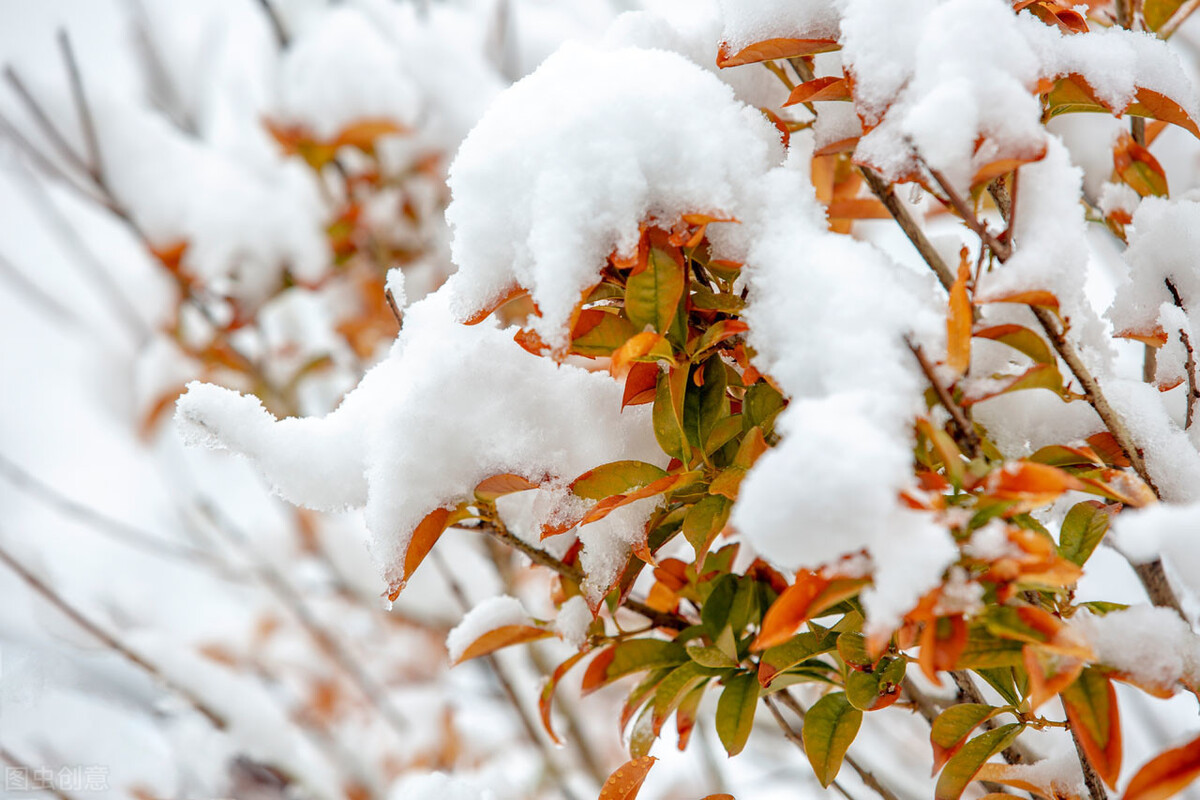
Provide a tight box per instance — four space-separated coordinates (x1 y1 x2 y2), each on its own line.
974 324 1056 366
803 692 863 787
454 625 554 665
571 461 670 501
389 505 463 599
653 368 691 463
1122 733 1200 800
653 663 722 733
1114 133 1169 198
623 361 660 408
930 704 1002 775
1058 501 1111 566
539 650 589 744
919 615 969 685
784 76 850 106
682 495 731 562
715 673 760 756
599 756 657 800
1024 645 1085 711
716 37 840 68
1062 668 1123 788
758 628 840 687
675 681 708 750
935 724 1024 800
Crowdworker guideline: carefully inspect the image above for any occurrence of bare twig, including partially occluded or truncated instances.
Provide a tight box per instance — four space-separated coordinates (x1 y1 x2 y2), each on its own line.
1069 724 1110 800
860 167 956 291
57 30 103 182
762 694 861 800
193 500 413 740
927 167 1012 261
0 112 112 208
1164 279 1198 429
1159 0 1200 38
431 551 581 800
0 248 83 328
0 540 226 728
256 0 291 48
3 65 93 179
906 337 982 459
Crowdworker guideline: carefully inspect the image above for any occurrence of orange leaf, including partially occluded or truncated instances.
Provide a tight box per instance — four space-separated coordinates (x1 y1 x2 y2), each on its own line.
1024 645 1085 711
578 472 694 527
599 756 657 800
1130 88 1200 139
978 289 1060 310
388 507 453 600
623 362 660 408
784 76 850 106
947 248 973 378
454 624 554 665
539 650 589 745
826 198 893 220
1062 669 1123 788
971 151 1045 190
465 285 530 325
612 332 668 377
474 473 539 501
716 38 840 68
983 462 1085 507
1122 733 1200 800
977 761 1083 800
1114 132 1169 198
753 570 869 651
332 118 408 150
919 615 968 686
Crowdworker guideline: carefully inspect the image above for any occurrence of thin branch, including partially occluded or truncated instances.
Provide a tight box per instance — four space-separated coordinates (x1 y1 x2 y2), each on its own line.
3 64 93 179
472 518 693 630
927 167 1012 261
1069 724 1110 800
256 0 291 48
56 30 103 182
0 451 237 574
0 540 226 729
906 337 982 459
0 111 113 209
0 247 84 328
1159 0 1200 38
762 694 861 800
859 166 956 291
431 551 581 800
1164 279 1198 429
193 500 413 740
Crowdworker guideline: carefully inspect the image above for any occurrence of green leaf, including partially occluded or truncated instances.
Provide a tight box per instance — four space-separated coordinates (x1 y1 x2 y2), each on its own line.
728 577 760 638
687 644 739 669
758 629 840 687
653 368 691 463
715 673 759 756
930 704 1001 774
571 309 639 356
682 495 731 563
705 415 743 456
696 357 730 451
691 286 745 312
802 692 862 787
701 575 737 636
836 633 874 668
934 724 1023 800
743 381 786 436
626 247 686 333
628 702 657 758
608 639 689 683
652 662 721 732
570 461 670 501
956 627 1026 669
1058 501 1110 566
844 657 906 711
974 667 1022 707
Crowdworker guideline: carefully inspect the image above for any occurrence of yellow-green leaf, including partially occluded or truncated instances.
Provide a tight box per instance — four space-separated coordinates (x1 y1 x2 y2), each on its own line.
682 495 731 561
716 673 759 756
570 461 670 501
802 692 863 787
627 247 686 333
930 704 1001 775
934 724 1024 800
1058 501 1110 566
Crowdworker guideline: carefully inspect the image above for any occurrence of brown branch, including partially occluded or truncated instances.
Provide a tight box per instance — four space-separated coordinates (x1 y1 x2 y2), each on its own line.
0 540 226 729
256 0 291 48
3 65 93 179
927 167 1012 261
1164 279 1198 429
860 167 956 291
1159 0 1200 38
906 338 982 459
1069 724 1110 800
762 694 862 800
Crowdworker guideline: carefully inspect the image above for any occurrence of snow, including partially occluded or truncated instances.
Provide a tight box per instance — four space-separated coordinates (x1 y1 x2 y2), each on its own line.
391 771 494 800
715 0 840 54
728 156 956 635
1105 379 1200 503
1071 605 1200 692
444 42 783 348
1111 193 1200 341
446 595 535 664
1111 502 1200 603
176 290 665 592
554 595 593 649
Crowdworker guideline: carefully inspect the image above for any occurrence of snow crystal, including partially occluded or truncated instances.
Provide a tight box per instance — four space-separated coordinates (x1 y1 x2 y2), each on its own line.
445 42 782 347
554 595 593 649
446 595 535 664
1072 605 1200 691
1111 194 1200 340
176 290 664 591
1105 379 1200 503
